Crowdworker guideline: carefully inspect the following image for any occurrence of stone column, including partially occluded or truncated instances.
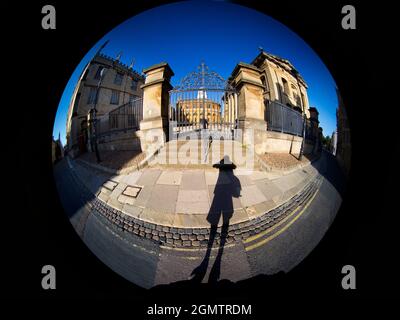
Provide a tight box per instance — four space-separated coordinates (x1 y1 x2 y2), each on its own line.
230 63 268 154
138 62 174 154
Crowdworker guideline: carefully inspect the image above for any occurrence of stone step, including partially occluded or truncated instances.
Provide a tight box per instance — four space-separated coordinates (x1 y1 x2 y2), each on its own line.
148 139 260 169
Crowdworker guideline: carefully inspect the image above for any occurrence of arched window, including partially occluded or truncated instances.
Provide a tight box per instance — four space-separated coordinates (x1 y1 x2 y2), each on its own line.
260 75 269 92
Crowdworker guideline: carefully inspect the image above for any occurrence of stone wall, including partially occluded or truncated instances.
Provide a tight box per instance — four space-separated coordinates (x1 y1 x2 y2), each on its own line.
304 141 316 155
97 129 141 151
263 131 303 155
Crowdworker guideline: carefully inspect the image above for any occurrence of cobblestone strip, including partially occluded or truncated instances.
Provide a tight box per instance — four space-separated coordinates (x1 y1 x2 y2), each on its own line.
67 157 322 248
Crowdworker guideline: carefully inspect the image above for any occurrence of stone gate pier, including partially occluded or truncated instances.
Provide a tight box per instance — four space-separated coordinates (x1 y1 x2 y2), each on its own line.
137 63 174 155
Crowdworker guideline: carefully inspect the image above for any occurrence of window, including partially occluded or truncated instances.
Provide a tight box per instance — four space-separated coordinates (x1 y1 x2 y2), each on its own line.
94 66 105 80
131 78 138 91
282 78 290 95
110 90 120 105
114 72 124 85
87 87 97 104
260 75 269 91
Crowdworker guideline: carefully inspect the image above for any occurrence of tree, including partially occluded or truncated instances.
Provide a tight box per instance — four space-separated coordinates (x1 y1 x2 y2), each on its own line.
322 135 332 150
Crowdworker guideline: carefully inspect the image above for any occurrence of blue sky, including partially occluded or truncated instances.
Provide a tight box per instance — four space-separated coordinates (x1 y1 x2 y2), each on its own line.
53 1 338 145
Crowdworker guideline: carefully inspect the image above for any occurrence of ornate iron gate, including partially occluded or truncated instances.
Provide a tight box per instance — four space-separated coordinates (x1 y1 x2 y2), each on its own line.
169 62 238 140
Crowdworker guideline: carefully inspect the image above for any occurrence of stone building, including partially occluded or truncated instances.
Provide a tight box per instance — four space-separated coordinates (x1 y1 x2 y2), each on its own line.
250 51 310 117
176 93 222 124
65 53 144 157
227 50 319 155
336 90 351 176
51 133 63 164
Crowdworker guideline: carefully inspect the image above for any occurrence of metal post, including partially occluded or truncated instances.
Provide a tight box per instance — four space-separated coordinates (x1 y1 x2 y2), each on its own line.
91 68 106 163
298 113 306 160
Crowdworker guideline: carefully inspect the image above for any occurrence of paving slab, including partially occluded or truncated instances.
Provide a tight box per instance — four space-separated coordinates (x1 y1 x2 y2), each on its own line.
177 189 209 203
107 196 124 210
283 183 304 200
173 213 213 228
134 185 154 208
176 201 210 214
123 203 143 218
117 194 135 205
176 189 209 214
98 191 110 203
122 171 143 185
253 199 278 216
249 171 271 181
263 171 284 180
147 185 179 214
235 174 254 187
273 171 304 193
230 208 250 224
255 179 283 201
180 170 206 190
239 185 268 207
156 170 183 185
109 184 125 200
136 169 162 186
139 208 175 226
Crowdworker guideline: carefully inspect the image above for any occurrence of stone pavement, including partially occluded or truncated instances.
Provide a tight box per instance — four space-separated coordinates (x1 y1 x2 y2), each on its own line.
56 151 341 287
68 144 321 249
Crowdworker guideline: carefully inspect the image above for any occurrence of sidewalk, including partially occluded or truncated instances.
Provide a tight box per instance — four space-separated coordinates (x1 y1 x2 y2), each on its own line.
69 153 321 230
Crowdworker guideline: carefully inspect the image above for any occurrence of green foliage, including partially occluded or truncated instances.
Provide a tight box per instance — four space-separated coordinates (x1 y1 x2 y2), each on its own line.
321 135 332 149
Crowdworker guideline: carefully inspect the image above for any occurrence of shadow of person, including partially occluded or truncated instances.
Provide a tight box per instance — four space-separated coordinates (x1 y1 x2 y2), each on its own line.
189 155 241 283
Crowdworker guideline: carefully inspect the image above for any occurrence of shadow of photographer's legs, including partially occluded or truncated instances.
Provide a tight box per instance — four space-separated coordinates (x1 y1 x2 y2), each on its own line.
189 223 218 283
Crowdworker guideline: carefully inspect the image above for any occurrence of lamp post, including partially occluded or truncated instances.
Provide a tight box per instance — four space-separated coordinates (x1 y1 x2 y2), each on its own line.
90 67 106 163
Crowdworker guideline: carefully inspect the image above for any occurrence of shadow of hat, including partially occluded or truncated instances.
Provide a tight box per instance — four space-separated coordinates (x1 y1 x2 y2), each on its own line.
212 155 236 170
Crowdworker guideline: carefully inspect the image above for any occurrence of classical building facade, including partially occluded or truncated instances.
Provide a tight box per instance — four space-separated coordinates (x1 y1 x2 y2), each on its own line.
226 50 319 155
176 93 222 124
65 53 144 157
250 51 310 118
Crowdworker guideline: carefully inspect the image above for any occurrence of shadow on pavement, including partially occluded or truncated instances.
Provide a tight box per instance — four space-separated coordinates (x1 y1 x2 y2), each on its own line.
189 155 241 283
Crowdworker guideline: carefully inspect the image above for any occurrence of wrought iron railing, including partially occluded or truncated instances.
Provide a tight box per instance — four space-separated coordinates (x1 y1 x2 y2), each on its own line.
168 62 238 139
266 100 304 137
96 97 143 136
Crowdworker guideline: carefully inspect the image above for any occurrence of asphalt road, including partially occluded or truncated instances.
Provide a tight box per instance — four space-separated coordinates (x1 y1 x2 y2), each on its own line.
54 151 344 289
